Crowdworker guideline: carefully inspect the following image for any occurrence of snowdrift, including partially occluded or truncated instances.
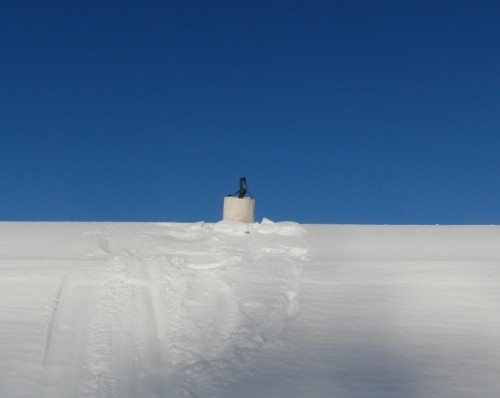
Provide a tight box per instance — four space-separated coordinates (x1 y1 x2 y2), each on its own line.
1 221 499 397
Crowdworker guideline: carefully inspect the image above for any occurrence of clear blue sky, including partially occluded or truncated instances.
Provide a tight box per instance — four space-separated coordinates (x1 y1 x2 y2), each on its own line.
2 0 499 224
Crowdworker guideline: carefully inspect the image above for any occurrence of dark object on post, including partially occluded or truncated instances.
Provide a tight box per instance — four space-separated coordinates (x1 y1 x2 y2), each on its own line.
228 177 251 198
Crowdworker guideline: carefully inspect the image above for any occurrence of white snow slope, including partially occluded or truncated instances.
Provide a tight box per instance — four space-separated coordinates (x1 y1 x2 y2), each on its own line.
1 220 500 398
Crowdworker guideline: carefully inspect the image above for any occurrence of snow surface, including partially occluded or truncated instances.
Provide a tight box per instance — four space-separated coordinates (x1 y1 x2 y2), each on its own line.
1 220 500 398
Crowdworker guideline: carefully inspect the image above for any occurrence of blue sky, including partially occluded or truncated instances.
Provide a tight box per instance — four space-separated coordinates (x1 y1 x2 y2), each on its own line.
2 0 499 224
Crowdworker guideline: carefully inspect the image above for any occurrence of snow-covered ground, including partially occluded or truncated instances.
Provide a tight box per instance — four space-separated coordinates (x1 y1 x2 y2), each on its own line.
1 220 499 398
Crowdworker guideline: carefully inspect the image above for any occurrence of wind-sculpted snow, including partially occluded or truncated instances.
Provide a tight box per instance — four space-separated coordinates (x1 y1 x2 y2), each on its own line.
1 222 500 398
33 220 309 397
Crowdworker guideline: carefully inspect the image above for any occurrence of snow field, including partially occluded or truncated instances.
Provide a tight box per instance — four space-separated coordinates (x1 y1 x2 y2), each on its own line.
1 222 500 397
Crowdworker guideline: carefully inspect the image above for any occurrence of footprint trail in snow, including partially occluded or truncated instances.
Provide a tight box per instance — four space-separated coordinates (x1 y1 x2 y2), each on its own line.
41 219 309 398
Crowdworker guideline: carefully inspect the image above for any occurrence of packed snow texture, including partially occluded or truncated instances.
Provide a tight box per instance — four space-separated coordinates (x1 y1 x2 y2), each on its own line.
1 220 500 397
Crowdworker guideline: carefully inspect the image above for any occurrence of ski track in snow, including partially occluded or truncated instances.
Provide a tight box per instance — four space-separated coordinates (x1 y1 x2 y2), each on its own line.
42 262 105 398
40 220 309 397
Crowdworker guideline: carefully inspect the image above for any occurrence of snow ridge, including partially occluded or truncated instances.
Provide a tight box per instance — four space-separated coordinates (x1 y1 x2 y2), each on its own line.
40 220 309 398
